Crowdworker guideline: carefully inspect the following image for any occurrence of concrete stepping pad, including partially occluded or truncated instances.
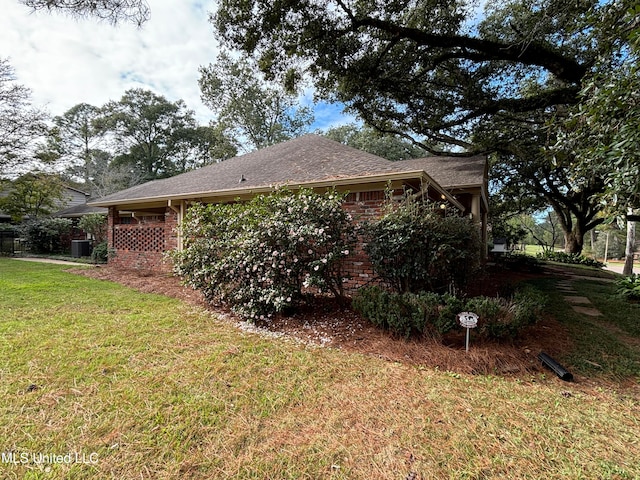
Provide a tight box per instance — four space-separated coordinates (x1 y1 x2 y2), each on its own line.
571 305 602 316
563 296 592 304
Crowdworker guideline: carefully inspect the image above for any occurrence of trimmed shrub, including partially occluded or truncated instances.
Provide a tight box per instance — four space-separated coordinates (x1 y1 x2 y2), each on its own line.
352 286 452 338
537 250 604 268
353 285 547 340
465 287 546 339
171 188 356 320
91 241 109 263
498 253 543 273
363 195 481 294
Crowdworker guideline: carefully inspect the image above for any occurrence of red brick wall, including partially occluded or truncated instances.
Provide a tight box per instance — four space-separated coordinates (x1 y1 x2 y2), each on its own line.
106 192 388 292
341 191 386 292
107 207 177 272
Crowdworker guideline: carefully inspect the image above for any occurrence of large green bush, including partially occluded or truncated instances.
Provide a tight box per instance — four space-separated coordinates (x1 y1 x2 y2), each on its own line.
20 218 72 254
363 196 481 294
78 213 107 244
353 285 546 340
171 188 356 319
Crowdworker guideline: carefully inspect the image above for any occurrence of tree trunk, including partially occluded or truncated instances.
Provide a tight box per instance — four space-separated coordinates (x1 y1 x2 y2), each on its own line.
563 231 583 254
623 214 636 276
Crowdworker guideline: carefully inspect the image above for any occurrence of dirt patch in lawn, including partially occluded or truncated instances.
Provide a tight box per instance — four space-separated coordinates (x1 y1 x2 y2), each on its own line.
71 266 570 379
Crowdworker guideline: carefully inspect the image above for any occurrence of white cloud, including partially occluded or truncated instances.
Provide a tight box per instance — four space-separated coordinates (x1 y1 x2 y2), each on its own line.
0 0 352 130
0 0 220 122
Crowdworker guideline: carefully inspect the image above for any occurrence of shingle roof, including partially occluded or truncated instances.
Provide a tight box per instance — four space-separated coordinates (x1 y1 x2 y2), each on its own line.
89 134 485 206
397 155 487 188
54 203 108 218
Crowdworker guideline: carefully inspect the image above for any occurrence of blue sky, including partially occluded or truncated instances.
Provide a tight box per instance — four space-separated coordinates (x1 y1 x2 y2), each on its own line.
0 0 353 131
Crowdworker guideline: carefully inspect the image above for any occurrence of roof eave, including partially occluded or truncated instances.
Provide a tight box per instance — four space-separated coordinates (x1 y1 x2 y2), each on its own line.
89 170 463 209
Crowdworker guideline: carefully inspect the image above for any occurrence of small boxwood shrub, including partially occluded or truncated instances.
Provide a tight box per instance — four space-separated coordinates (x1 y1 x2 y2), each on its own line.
353 285 547 340
537 250 604 268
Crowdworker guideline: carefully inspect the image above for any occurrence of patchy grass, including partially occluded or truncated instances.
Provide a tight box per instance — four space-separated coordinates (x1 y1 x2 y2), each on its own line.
543 261 618 279
1 258 639 479
528 276 640 380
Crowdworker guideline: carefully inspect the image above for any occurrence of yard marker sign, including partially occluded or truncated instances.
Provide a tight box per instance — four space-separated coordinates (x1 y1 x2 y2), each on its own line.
457 311 478 352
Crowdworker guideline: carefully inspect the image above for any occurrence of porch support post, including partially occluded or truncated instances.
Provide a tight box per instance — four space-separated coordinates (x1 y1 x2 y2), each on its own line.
471 194 487 260
471 194 481 223
167 199 184 251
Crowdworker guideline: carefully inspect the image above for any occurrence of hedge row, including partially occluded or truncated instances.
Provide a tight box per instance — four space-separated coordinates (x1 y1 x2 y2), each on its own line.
537 250 605 268
352 285 547 340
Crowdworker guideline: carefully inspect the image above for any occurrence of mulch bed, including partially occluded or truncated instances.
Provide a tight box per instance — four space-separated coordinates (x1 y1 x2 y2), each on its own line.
70 266 572 379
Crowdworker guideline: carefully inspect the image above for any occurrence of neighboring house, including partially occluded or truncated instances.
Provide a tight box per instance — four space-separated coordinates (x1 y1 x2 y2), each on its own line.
52 187 107 243
58 185 92 211
0 182 93 221
55 203 109 219
89 134 488 286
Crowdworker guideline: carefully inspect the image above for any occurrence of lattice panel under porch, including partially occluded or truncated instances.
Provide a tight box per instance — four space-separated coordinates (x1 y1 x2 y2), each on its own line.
113 226 166 252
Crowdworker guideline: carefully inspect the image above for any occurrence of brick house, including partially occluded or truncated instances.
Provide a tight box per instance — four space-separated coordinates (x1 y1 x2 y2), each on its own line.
89 134 488 288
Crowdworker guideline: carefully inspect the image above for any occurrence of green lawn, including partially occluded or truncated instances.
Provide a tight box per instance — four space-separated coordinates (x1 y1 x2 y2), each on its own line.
532 276 640 379
1 258 639 479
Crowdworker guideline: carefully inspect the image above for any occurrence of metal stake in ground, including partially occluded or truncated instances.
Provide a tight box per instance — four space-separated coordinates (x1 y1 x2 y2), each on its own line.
457 312 478 352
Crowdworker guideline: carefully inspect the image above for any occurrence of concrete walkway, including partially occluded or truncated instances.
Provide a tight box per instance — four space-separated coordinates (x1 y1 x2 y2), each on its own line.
12 257 94 266
604 262 633 275
556 278 603 317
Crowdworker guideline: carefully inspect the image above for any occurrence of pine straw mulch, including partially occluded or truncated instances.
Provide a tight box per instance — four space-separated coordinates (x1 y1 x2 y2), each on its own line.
69 265 577 382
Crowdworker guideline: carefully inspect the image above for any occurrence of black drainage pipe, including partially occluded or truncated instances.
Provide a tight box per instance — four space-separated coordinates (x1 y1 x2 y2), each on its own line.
538 352 573 381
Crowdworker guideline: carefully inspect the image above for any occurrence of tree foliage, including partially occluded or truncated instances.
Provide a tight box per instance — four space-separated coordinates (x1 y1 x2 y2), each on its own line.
0 58 47 176
97 89 235 182
51 103 105 184
212 0 633 254
323 124 427 161
0 172 65 220
213 0 611 153
18 0 150 26
199 53 313 151
560 2 640 212
98 89 198 180
41 95 235 195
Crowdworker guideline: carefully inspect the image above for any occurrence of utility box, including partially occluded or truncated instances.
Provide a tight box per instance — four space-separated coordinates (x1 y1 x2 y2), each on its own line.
71 240 91 258
491 238 508 253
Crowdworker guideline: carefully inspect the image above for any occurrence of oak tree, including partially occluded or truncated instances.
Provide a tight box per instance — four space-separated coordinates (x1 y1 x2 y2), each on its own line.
199 53 313 151
211 0 632 253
